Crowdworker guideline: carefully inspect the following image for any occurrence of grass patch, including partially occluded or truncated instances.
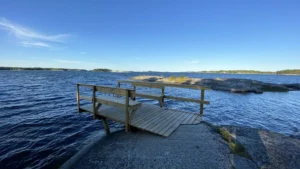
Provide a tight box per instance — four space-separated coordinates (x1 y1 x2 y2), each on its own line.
168 75 190 83
217 128 252 159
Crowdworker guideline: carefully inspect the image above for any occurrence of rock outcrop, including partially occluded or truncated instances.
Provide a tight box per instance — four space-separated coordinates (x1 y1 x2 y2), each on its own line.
131 76 300 94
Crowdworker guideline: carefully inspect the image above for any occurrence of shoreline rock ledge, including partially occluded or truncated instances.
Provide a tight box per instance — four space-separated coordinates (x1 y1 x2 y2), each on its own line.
131 76 300 94
60 123 300 169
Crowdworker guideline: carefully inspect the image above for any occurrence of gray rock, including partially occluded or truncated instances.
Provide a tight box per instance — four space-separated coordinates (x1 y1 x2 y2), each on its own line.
131 76 300 93
223 126 300 169
231 154 258 169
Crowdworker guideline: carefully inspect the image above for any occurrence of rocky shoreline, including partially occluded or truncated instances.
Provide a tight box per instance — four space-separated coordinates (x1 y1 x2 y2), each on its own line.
132 76 300 94
60 123 300 169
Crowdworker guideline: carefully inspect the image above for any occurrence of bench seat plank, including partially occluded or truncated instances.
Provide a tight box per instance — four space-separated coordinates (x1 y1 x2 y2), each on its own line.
135 92 163 100
96 95 141 109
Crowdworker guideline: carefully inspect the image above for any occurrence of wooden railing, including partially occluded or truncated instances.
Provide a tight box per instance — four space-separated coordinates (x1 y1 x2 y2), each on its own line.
118 80 210 115
76 83 141 132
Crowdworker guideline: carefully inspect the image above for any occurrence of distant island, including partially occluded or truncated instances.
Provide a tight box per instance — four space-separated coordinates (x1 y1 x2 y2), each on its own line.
92 68 112 72
196 69 300 75
1 66 299 75
0 66 86 71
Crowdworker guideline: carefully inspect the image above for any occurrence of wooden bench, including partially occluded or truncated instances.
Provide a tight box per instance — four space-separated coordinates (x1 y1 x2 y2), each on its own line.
118 80 165 107
76 84 142 133
118 80 210 114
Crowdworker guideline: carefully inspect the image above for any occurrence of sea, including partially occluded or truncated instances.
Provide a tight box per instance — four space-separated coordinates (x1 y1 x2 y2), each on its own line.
0 71 300 169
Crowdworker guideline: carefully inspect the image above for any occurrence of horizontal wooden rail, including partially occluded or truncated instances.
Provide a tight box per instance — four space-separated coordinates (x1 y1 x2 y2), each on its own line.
77 83 135 97
161 82 210 90
79 95 93 101
118 80 211 115
164 95 210 105
76 83 142 133
131 82 164 89
118 80 210 90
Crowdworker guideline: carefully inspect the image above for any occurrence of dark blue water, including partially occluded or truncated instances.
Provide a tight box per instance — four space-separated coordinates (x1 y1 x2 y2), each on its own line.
0 71 300 169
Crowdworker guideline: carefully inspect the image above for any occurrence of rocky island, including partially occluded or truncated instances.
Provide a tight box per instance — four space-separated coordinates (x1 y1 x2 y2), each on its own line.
131 75 300 94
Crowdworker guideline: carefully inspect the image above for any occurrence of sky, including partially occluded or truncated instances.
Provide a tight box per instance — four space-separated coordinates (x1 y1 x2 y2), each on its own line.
0 0 299 72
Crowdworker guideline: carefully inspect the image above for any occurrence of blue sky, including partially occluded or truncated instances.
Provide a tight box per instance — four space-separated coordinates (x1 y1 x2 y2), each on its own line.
0 0 299 71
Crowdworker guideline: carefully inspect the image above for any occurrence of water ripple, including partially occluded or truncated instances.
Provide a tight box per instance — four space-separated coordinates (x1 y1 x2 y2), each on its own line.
0 71 300 169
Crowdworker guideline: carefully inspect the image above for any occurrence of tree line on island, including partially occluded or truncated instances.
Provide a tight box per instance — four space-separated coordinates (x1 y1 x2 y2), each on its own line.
0 66 299 75
0 66 87 71
198 70 273 74
197 70 300 75
0 67 112 72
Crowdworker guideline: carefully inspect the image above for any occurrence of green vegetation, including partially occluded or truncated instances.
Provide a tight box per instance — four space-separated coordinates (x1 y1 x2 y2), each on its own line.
217 128 251 159
276 69 300 75
198 70 275 74
93 68 112 72
197 69 300 75
168 75 190 83
0 66 86 71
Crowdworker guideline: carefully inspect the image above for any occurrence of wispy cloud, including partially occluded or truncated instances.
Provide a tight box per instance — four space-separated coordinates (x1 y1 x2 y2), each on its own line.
0 17 70 42
0 17 71 50
185 60 200 64
80 52 87 55
21 41 51 48
54 59 82 64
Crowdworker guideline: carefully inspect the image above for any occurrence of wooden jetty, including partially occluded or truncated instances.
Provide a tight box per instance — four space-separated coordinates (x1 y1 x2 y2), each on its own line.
76 81 210 137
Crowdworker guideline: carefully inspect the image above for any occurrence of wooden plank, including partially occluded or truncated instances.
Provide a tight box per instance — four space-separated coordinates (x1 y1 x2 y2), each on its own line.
158 111 187 136
118 80 210 90
132 82 164 89
95 95 141 109
181 113 194 124
186 114 198 124
80 106 93 113
132 106 163 127
77 83 94 88
78 83 135 97
163 82 210 90
164 95 210 104
132 106 164 126
135 92 163 100
145 109 179 133
80 95 93 101
152 110 182 134
138 108 170 129
97 108 125 124
96 86 135 97
150 110 177 133
130 106 157 125
118 80 164 89
193 116 202 124
163 112 191 136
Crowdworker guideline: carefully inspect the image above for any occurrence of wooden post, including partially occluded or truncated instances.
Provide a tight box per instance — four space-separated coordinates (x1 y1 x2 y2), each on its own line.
102 118 111 135
92 86 96 119
76 84 80 113
200 89 205 115
125 90 130 132
117 81 121 97
133 86 136 100
161 87 165 107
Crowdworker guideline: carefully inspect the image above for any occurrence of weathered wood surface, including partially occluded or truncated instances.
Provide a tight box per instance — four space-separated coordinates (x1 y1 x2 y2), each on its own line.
118 80 210 113
80 104 202 137
118 80 210 90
